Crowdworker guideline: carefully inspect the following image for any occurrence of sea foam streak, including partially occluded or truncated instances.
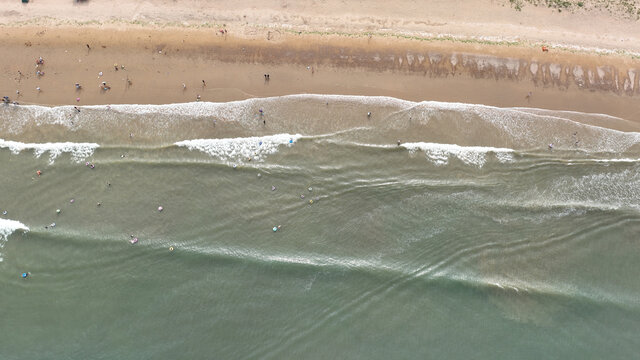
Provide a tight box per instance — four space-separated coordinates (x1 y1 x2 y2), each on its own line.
402 142 514 167
0 218 29 262
175 134 302 163
0 139 99 164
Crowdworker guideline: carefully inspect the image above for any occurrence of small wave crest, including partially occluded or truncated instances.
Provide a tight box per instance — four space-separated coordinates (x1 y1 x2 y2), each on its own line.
0 139 99 164
175 133 302 164
0 218 29 262
402 142 514 167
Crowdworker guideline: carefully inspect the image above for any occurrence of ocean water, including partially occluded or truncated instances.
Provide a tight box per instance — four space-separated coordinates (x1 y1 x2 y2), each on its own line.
1 95 640 359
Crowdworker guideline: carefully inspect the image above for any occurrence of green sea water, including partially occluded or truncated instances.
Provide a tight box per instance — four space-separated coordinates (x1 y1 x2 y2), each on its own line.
1 95 640 359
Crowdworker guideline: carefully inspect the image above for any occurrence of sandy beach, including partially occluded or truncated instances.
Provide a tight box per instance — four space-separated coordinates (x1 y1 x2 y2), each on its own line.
1 0 640 128
4 3 640 358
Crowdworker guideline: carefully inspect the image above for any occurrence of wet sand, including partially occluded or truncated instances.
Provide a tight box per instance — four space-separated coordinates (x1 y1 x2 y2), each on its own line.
1 1 640 130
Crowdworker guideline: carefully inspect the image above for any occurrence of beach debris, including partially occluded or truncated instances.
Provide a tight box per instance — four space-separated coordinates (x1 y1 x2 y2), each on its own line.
56 209 61 214
309 199 314 205
257 173 262 178
70 198 75 204
158 206 164 212
271 185 276 191
308 187 312 192
300 194 305 199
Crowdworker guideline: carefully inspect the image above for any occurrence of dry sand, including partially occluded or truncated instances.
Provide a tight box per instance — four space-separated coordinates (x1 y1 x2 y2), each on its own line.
1 0 640 130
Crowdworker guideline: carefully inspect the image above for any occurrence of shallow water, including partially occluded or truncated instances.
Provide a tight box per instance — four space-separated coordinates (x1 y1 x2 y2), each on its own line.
1 95 640 359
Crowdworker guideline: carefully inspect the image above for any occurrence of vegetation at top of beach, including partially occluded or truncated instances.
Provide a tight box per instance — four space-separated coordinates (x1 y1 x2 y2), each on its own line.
508 0 640 19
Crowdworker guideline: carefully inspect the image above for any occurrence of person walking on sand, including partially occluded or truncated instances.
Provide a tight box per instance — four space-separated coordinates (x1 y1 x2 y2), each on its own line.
202 80 206 88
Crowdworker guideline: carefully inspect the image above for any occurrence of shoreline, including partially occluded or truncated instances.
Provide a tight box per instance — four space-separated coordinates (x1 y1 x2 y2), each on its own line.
1 0 640 131
1 26 640 124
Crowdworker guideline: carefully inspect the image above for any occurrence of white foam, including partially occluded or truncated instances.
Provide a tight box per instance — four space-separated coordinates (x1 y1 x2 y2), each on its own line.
0 139 99 164
402 142 514 167
175 133 302 164
544 169 640 211
0 218 29 262
408 100 640 153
